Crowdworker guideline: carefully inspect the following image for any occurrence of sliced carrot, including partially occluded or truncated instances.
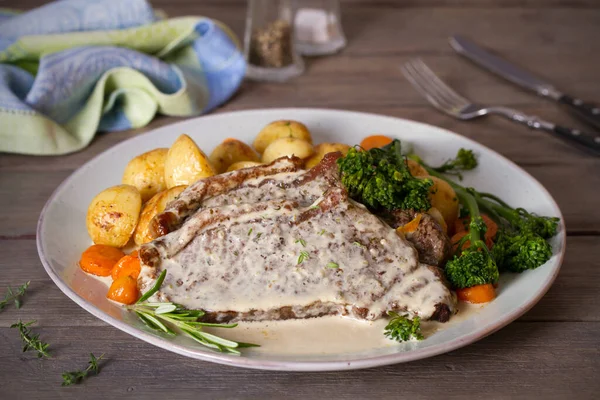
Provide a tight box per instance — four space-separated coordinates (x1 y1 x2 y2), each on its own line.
456 284 496 304
111 250 141 280
397 213 422 235
107 275 139 305
79 244 125 277
359 135 393 151
451 231 470 253
452 214 497 249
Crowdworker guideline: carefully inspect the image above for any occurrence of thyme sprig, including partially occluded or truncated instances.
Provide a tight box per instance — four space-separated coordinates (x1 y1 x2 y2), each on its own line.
10 320 50 358
128 270 258 355
61 353 104 386
1 281 30 311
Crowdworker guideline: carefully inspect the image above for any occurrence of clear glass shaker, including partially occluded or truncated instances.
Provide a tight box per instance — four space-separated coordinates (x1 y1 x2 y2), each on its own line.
244 0 305 82
294 0 346 56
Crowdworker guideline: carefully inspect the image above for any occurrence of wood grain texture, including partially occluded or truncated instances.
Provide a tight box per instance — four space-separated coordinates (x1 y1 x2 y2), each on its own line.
0 0 599 398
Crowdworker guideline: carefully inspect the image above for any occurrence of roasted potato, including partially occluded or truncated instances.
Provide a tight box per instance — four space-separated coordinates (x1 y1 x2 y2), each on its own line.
134 185 186 245
261 137 314 164
253 120 313 154
406 159 429 177
304 143 351 169
164 134 216 188
86 185 142 248
427 176 459 228
122 148 168 202
226 161 263 172
209 139 260 173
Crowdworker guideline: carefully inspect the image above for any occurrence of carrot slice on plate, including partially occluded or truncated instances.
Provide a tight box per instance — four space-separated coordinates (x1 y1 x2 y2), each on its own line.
79 244 125 277
360 135 393 150
107 276 139 305
111 250 141 280
456 284 496 304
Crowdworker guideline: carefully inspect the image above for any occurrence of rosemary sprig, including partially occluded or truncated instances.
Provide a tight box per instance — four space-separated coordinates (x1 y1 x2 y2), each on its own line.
1 281 30 311
10 320 50 358
61 353 104 386
129 270 259 355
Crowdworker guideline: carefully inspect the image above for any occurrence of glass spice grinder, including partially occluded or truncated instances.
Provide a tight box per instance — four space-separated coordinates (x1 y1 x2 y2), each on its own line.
244 0 305 82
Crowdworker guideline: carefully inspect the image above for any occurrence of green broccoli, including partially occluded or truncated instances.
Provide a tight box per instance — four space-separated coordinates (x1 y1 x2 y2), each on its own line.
408 149 559 277
384 311 424 342
337 140 433 211
444 186 500 289
432 148 478 180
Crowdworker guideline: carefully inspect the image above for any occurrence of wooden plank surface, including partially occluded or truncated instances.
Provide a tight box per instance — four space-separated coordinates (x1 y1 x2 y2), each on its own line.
1 0 599 398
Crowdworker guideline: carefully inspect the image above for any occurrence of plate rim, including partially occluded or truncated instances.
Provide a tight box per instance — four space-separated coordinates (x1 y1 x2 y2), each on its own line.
36 107 566 371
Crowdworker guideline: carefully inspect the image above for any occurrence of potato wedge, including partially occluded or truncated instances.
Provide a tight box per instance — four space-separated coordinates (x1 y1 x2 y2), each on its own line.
209 139 260 174
253 120 313 154
261 137 314 164
134 185 186 245
165 134 216 188
427 176 459 228
86 185 142 248
305 142 351 169
226 161 263 172
405 159 429 177
122 148 168 202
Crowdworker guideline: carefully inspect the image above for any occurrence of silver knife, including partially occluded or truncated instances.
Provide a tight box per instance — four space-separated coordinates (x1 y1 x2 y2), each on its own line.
450 35 600 131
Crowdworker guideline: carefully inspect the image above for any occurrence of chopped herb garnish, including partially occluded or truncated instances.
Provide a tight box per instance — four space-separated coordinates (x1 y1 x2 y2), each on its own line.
256 233 262 239
318 229 326 236
11 320 50 358
309 205 319 210
297 251 310 265
295 238 307 247
61 353 104 386
233 251 239 257
1 281 30 311
247 228 253 236
353 241 367 249
326 262 339 269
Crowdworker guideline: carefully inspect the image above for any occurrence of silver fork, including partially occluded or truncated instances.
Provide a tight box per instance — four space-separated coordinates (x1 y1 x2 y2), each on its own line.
401 58 600 156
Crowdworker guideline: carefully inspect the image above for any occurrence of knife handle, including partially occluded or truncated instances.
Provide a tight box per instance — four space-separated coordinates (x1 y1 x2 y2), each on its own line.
558 95 600 131
549 125 600 156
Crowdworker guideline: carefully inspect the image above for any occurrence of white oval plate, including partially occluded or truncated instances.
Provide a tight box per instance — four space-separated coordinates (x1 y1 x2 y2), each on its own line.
37 108 565 371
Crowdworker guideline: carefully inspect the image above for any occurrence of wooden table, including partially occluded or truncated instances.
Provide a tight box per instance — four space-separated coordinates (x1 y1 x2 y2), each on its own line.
1 0 599 398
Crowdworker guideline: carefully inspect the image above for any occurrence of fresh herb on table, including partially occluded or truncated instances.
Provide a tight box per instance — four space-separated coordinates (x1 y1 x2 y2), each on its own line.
326 262 339 269
297 250 310 265
1 281 30 311
61 353 104 386
384 312 424 342
128 270 258 355
10 320 50 358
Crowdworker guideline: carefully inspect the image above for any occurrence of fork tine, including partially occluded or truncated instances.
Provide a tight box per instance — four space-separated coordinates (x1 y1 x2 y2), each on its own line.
410 59 470 107
402 59 471 115
401 61 457 114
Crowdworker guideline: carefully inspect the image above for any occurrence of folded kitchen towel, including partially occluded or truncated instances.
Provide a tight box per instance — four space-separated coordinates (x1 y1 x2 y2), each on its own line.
0 0 246 155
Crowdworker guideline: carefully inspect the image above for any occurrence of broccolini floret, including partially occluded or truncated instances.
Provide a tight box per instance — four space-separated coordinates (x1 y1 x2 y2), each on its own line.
432 148 478 179
337 140 433 211
384 311 424 342
443 186 500 288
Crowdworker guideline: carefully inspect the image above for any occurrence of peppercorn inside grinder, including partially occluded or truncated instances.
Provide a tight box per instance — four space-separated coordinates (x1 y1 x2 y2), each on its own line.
244 0 305 82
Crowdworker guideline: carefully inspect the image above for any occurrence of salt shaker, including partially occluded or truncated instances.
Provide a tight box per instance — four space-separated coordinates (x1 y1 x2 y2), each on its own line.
294 0 346 56
244 0 305 82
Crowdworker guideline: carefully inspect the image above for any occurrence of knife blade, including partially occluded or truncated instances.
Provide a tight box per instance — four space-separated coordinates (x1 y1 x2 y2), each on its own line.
449 35 600 131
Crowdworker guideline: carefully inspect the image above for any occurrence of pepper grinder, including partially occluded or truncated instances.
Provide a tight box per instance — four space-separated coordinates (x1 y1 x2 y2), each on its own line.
244 0 305 82
294 0 346 56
